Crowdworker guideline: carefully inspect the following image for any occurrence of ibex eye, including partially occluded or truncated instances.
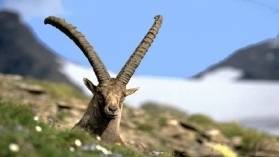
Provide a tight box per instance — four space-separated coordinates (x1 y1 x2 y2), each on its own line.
97 95 104 102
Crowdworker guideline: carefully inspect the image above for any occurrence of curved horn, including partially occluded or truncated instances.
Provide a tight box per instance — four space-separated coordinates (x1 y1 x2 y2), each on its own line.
44 16 110 83
116 15 163 85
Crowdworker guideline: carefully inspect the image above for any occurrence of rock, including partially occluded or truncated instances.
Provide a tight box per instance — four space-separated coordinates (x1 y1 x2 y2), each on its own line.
252 140 279 157
204 129 230 144
56 101 72 109
174 143 223 157
180 120 204 135
167 119 179 126
158 122 223 156
231 136 243 149
18 83 46 95
124 140 147 153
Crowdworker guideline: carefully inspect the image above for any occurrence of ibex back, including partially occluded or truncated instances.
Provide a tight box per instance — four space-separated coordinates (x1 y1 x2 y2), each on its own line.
44 15 163 145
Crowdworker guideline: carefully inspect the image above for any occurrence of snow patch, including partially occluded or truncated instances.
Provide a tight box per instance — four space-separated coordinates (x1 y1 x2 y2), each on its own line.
200 67 243 81
59 59 279 134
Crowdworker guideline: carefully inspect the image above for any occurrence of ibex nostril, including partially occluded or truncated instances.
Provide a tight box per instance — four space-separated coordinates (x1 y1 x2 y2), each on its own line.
108 106 118 113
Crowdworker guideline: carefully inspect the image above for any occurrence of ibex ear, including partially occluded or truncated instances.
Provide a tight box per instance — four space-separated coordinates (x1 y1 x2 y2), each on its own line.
83 78 97 94
125 87 139 96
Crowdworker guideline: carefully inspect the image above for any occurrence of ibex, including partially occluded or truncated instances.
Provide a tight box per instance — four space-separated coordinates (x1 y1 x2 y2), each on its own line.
44 15 163 145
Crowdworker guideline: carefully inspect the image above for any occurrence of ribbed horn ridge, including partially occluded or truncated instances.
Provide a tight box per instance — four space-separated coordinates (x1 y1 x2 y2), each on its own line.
44 16 110 83
116 15 163 85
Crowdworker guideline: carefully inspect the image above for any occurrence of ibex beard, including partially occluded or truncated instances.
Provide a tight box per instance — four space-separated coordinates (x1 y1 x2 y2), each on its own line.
44 15 163 146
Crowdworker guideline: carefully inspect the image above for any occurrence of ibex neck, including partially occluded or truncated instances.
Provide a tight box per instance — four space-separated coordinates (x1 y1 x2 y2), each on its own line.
74 100 124 145
99 118 123 144
89 114 124 145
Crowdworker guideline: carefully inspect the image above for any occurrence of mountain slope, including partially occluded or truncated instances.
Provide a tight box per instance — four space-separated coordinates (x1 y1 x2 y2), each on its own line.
0 10 77 88
194 38 279 80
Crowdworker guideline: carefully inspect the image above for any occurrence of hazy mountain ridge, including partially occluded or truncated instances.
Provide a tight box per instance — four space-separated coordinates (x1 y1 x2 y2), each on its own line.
194 38 279 81
0 10 78 89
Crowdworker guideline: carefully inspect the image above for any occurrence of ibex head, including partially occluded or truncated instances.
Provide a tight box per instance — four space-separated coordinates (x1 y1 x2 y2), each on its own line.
44 15 162 144
83 77 138 119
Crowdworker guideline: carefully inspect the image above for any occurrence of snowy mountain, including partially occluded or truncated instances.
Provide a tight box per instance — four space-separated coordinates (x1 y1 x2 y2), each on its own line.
60 59 279 135
194 38 279 81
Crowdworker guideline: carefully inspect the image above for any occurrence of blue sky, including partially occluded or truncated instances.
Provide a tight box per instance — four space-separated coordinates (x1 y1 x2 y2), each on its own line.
1 0 279 78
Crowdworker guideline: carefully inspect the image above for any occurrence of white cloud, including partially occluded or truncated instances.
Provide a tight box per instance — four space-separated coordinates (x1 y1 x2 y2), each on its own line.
0 0 66 19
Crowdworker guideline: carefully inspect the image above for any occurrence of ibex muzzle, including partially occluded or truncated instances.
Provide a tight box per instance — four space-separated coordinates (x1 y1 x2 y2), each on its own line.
44 15 163 145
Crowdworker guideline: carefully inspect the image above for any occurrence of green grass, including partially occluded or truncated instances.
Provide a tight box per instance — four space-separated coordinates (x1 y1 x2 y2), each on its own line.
188 114 215 127
140 102 188 119
26 79 89 100
0 100 149 157
136 124 154 133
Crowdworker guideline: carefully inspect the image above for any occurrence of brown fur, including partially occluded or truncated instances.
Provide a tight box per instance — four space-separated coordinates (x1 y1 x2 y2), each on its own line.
73 78 136 145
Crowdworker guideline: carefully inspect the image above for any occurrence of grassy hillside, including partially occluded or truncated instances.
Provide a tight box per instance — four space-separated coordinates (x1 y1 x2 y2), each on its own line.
0 74 279 157
0 99 149 157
